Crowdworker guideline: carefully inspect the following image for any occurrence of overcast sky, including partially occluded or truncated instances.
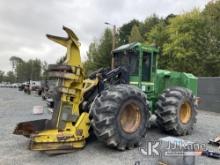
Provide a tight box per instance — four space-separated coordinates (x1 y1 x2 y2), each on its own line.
0 0 208 72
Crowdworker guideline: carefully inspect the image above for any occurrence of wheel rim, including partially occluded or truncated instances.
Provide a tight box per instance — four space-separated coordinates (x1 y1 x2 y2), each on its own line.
179 102 192 124
120 102 141 133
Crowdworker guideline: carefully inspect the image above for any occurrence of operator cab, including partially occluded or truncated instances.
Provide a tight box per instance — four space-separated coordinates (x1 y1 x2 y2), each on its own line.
112 42 159 93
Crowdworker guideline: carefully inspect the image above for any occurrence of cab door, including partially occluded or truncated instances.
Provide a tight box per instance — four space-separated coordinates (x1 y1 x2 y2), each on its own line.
140 52 155 94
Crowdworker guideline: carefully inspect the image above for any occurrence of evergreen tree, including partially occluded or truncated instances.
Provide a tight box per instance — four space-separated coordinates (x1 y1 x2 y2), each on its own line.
0 70 4 82
118 19 140 45
84 28 112 75
128 25 144 43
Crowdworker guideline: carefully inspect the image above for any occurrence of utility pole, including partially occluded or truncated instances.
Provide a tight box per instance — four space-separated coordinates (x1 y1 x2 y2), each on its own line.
105 22 116 69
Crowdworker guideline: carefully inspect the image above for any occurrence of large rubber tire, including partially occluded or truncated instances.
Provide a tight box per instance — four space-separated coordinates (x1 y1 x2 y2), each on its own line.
155 87 197 136
90 84 150 150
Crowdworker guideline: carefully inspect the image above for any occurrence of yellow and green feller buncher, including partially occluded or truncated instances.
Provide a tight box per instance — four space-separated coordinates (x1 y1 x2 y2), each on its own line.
14 26 199 154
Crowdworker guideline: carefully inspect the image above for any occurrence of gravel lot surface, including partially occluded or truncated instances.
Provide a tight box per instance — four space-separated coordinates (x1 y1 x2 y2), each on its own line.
0 88 219 165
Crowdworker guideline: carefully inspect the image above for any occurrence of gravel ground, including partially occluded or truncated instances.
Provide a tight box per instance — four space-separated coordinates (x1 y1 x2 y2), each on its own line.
0 88 219 165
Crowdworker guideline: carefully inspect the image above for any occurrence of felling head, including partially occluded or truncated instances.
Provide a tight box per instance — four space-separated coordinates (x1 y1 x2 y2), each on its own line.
46 26 81 66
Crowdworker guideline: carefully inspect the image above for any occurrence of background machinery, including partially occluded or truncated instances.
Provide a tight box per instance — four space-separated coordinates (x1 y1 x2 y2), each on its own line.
14 26 198 153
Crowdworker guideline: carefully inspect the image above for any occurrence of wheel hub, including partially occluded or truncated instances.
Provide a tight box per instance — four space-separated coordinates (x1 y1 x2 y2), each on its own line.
179 102 192 124
120 102 141 133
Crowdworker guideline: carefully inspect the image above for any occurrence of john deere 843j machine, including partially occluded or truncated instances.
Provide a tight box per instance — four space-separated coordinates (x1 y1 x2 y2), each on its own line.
14 27 198 153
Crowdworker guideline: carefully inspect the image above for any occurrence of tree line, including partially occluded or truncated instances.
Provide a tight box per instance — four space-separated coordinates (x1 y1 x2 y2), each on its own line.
0 56 47 83
85 1 220 77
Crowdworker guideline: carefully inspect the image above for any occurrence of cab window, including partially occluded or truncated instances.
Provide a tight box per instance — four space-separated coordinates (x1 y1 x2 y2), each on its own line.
142 52 151 81
114 51 139 76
